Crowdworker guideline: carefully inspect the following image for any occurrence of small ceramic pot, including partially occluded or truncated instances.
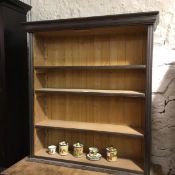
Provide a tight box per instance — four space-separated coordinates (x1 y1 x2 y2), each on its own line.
73 142 84 158
89 147 98 156
48 145 57 155
87 147 102 161
106 147 117 162
59 141 69 156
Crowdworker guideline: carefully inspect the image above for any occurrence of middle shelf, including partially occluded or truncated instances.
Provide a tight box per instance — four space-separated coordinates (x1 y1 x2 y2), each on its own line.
35 88 145 98
34 64 146 71
35 120 144 138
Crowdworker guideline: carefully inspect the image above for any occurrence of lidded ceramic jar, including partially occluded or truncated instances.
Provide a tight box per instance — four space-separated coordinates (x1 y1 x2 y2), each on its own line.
73 142 84 158
106 146 117 162
59 141 69 156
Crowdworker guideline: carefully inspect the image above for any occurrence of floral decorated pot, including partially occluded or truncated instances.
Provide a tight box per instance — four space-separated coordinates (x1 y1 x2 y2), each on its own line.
73 142 84 158
106 146 117 162
48 145 57 155
87 147 101 161
59 141 69 156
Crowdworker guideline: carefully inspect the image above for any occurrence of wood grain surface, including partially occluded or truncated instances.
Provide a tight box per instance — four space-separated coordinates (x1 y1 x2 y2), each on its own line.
35 149 144 173
32 24 146 174
1 158 110 175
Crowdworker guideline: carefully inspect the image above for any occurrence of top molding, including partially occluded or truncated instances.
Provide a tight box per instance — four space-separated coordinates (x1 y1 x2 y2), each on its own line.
0 0 31 14
23 11 159 32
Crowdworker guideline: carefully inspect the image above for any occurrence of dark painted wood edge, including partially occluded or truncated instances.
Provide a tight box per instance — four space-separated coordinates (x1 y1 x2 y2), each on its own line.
27 156 144 175
28 33 34 157
144 25 153 175
34 125 144 138
0 0 31 14
0 7 5 92
22 11 159 32
35 89 145 98
35 65 146 71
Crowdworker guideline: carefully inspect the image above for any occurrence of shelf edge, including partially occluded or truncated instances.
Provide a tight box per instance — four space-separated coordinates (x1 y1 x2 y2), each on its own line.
35 88 145 98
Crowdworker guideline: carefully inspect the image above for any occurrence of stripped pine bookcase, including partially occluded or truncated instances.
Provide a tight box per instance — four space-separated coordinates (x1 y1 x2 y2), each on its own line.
23 11 159 175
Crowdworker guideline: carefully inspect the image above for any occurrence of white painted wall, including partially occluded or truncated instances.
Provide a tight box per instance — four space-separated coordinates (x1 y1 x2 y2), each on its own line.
21 1 175 174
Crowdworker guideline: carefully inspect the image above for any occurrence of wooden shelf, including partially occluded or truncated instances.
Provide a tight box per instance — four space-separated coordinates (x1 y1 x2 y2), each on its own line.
35 88 145 98
35 120 144 138
35 149 144 174
34 65 146 71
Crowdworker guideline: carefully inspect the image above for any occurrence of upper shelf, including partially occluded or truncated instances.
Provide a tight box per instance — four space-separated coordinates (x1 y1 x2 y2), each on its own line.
35 88 145 98
34 65 146 71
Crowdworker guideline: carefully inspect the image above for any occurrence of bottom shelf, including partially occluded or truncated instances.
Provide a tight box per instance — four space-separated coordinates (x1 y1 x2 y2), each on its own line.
35 148 144 174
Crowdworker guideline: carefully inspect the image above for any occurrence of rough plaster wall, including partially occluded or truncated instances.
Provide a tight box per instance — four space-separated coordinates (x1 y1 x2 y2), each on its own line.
21 0 175 174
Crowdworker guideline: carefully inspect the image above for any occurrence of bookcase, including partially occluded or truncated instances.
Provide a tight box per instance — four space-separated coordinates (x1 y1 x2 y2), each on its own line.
0 0 31 168
23 11 159 175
